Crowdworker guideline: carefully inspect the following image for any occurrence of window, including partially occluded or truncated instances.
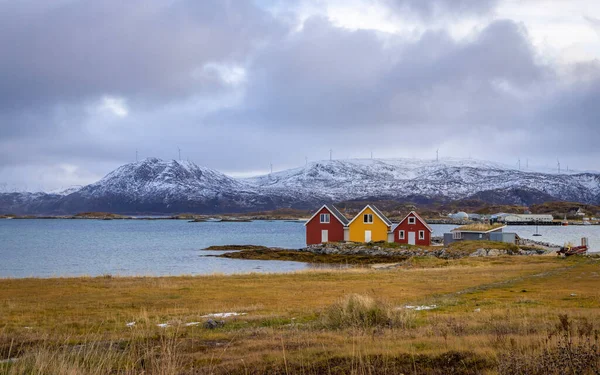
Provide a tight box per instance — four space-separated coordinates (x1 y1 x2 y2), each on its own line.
408 217 416 225
452 232 462 240
320 213 330 223
364 214 373 223
419 230 425 240
399 230 405 240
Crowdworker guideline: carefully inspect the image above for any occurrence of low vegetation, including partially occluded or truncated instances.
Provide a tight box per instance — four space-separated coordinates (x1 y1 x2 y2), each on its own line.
208 240 532 264
444 240 520 256
214 248 411 264
455 223 505 232
1 257 598 374
320 294 415 329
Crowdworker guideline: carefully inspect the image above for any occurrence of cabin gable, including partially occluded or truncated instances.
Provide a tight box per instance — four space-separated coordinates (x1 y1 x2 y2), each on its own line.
305 206 347 245
393 211 432 246
348 205 391 243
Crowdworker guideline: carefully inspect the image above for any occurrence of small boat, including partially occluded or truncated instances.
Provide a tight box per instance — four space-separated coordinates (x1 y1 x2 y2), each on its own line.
557 238 589 256
561 215 569 226
558 245 588 256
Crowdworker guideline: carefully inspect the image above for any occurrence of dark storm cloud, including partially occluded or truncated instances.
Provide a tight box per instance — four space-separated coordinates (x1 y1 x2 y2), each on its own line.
0 0 281 111
209 18 545 133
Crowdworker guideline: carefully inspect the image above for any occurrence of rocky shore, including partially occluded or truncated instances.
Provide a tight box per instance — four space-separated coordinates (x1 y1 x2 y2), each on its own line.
206 239 562 265
299 241 551 259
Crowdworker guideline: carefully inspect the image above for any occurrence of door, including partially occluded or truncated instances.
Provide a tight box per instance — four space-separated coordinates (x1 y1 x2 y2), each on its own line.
408 232 416 245
365 230 372 242
321 230 328 243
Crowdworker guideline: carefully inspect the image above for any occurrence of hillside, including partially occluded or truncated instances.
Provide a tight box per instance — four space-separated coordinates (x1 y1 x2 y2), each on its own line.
1 157 600 214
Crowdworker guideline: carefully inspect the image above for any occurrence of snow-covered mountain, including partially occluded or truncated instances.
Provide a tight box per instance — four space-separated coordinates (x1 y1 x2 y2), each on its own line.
247 158 600 205
1 157 599 214
58 158 277 213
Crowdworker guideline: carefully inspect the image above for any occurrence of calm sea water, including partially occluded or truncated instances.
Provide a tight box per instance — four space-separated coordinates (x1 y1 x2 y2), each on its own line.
0 219 598 278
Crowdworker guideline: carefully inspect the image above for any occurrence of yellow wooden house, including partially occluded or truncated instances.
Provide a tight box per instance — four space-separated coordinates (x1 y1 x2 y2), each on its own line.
347 205 393 242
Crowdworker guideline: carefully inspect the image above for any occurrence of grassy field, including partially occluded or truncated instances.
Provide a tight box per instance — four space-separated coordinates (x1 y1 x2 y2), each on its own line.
1 256 599 374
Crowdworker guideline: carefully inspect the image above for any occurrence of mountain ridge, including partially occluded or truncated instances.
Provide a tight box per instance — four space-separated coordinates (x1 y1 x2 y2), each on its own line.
1 157 599 214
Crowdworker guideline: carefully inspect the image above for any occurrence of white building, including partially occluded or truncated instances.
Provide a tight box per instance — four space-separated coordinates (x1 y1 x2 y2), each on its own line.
496 214 553 223
448 212 469 220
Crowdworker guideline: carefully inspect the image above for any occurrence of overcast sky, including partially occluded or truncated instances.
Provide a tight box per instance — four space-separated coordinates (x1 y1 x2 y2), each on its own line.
1 0 599 191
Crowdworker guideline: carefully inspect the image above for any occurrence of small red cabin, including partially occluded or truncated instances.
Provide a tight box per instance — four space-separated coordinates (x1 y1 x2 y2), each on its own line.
305 204 349 245
393 211 432 246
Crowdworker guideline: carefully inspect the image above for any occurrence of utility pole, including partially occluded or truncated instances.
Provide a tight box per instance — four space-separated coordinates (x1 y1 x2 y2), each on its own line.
178 147 181 161
270 163 273 174
526 158 529 169
557 159 561 174
436 149 439 162
329 149 332 161
518 158 521 170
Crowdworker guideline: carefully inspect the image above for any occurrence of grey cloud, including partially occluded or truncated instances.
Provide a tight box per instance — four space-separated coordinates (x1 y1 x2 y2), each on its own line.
382 0 499 18
0 0 282 111
209 18 545 133
1 1 600 191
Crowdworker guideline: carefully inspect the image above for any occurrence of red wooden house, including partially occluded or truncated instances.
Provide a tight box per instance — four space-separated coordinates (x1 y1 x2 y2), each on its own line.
304 204 349 245
392 211 432 246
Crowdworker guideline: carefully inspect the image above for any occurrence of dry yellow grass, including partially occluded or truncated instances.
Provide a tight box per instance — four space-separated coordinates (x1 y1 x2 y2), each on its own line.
1 256 598 374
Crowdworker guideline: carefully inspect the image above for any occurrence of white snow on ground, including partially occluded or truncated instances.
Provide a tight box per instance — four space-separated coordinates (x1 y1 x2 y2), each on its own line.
402 305 438 311
184 322 201 326
201 312 247 318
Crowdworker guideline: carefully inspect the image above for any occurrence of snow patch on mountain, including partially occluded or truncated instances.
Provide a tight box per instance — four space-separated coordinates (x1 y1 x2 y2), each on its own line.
2 157 600 214
245 158 600 204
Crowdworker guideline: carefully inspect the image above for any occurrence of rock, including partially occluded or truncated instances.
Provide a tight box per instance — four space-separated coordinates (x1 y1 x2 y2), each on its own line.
487 249 506 256
470 248 487 257
204 319 225 329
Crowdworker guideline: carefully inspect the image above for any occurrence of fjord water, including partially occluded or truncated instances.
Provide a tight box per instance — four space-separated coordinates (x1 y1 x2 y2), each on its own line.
0 220 598 278
0 220 308 278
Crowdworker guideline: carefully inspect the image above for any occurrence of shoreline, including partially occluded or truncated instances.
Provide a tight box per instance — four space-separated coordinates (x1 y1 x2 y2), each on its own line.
2 214 599 226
